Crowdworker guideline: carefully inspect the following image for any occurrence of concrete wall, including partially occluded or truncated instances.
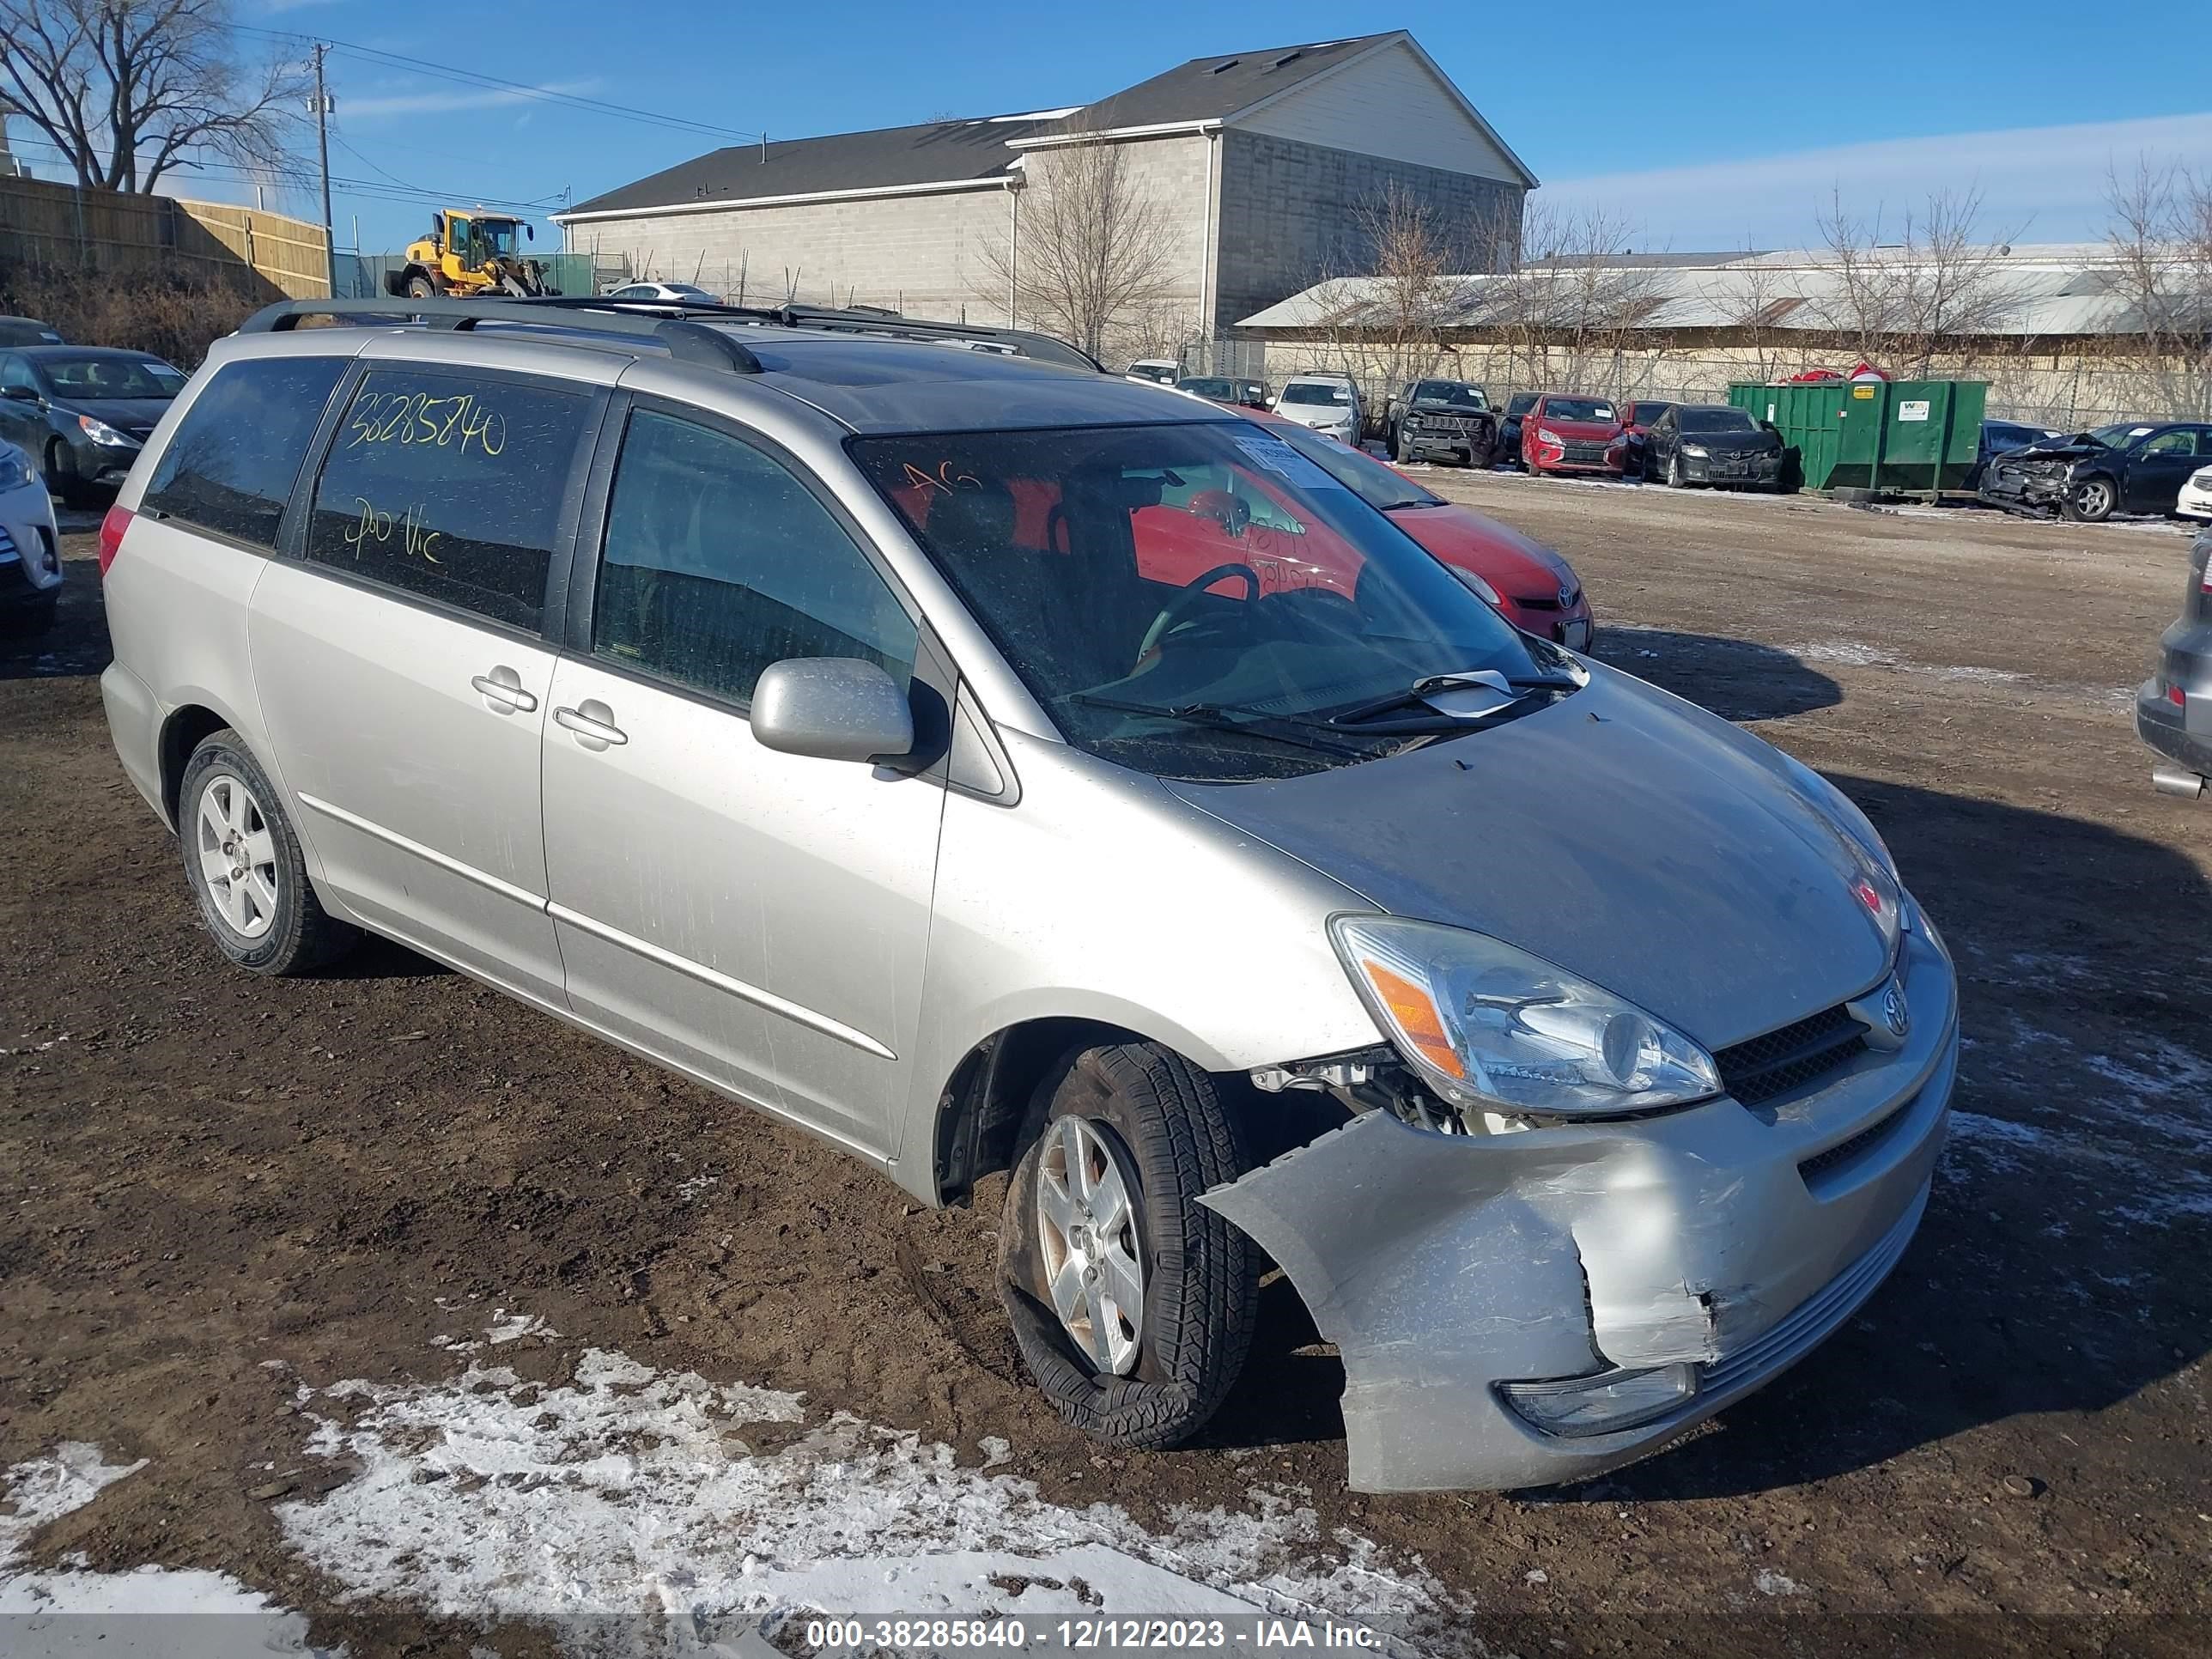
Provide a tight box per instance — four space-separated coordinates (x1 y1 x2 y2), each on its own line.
1212 131 1523 337
1237 39 1524 183
562 183 1021 322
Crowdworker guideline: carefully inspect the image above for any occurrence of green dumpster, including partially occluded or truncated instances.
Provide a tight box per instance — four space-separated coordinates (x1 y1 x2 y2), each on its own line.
1729 379 1988 495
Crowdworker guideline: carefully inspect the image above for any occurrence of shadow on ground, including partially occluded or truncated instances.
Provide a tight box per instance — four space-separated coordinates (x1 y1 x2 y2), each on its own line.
1592 627 1842 721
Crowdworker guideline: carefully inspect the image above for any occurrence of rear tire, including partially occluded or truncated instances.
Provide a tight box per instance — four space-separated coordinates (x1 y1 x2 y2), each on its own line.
999 1042 1258 1451
179 731 361 975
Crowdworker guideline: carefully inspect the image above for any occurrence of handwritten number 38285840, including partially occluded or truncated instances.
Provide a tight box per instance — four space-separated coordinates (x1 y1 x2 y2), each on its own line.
345 391 507 458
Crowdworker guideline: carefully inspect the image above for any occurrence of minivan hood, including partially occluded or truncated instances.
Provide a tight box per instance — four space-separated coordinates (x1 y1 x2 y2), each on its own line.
1164 666 1890 1049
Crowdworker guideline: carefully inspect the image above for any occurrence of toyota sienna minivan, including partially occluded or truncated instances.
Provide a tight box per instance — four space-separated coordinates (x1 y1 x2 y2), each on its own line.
100 297 1957 1492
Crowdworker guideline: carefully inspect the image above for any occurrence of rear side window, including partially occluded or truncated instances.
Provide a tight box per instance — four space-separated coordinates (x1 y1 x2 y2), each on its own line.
142 356 348 550
301 369 592 631
592 408 915 704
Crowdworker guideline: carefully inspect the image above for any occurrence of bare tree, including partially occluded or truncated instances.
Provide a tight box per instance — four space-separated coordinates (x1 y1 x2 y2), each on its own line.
984 128 1181 365
1487 201 1663 397
1808 186 2027 377
0 0 307 193
1707 246 1801 385
1297 183 1471 406
2099 157 2212 420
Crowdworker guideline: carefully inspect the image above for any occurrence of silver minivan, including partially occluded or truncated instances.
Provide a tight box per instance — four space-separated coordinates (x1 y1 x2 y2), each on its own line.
100 298 1956 1493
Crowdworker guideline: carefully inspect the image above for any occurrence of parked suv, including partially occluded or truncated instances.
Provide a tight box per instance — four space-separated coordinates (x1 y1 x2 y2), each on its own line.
1384 379 1494 467
102 297 1957 1494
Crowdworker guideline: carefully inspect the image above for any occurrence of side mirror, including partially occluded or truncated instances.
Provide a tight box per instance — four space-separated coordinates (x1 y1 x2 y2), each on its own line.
751 658 915 763
525 224 535 241
1 385 39 403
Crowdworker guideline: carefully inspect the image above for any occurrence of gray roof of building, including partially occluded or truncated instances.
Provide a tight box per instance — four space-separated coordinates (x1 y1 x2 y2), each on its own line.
1076 33 1395 129
565 33 1412 219
567 117 1061 217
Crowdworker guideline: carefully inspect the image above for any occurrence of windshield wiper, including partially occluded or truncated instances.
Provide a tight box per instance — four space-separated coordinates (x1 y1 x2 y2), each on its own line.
1066 693 1372 757
1379 499 1446 512
1324 670 1579 728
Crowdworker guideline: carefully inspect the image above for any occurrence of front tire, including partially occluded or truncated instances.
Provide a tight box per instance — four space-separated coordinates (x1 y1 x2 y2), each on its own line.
1000 1042 1258 1450
405 275 437 301
2065 476 2117 522
1667 451 1689 489
179 731 361 975
46 441 95 509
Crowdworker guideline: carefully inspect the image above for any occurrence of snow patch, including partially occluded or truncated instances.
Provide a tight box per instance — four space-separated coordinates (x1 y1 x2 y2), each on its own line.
0 1443 316 1643
279 1335 1469 1652
1789 639 2027 684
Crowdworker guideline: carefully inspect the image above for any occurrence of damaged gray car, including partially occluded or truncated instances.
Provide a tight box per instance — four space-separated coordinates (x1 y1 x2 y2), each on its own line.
106 307 1955 1496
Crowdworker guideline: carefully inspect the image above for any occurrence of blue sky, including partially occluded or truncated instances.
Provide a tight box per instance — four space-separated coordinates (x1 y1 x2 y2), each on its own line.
40 0 2210 255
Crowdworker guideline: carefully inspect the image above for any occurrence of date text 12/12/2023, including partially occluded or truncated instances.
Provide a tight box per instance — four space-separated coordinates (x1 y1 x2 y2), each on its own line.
797 1618 1389 1651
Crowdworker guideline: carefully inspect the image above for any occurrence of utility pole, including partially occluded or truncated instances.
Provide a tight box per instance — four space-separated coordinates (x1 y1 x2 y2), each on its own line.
312 43 336 296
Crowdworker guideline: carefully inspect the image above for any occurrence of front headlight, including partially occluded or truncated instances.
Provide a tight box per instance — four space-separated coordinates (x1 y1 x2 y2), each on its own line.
1447 564 1502 605
1680 443 1709 459
1330 916 1721 1119
0 443 30 492
77 415 134 447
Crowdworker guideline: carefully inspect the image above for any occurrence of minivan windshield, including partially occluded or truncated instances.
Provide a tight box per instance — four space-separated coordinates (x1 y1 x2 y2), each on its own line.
853 422 1568 781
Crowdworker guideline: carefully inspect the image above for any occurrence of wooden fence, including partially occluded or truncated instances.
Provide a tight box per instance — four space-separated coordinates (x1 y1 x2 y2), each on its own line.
0 174 330 298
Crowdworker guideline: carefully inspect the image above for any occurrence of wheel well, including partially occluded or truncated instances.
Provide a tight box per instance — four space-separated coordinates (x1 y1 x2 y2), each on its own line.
158 704 228 829
928 1018 1351 1207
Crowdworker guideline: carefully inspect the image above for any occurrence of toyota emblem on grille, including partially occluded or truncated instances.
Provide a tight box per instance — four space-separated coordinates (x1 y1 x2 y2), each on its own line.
1881 976 1911 1038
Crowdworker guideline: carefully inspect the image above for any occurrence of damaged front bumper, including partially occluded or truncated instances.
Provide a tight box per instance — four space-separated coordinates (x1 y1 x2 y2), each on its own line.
1201 924 1958 1493
1977 461 2071 513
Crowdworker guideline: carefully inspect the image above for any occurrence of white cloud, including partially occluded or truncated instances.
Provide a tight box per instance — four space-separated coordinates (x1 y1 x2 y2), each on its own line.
1538 111 2212 249
340 79 601 122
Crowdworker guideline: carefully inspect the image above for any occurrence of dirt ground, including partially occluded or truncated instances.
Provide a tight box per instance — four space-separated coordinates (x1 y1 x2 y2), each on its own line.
3 477 2209 1657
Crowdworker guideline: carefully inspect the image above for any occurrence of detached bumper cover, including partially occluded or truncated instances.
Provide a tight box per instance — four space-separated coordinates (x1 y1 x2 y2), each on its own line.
1201 924 1957 1492
1686 452 1784 486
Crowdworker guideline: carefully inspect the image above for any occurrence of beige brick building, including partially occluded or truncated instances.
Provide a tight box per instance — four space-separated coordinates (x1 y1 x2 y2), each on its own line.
552 32 1532 367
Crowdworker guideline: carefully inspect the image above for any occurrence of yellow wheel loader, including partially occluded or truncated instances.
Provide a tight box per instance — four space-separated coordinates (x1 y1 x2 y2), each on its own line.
384 209 556 299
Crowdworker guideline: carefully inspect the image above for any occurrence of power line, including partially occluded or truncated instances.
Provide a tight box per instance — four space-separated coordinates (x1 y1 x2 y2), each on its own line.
234 23 763 143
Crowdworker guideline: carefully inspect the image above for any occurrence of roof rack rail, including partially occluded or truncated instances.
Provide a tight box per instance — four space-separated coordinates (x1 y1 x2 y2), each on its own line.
512 294 1103 371
237 295 763 374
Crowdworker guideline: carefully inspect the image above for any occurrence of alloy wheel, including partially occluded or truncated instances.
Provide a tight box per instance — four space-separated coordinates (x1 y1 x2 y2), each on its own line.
2077 480 2114 519
195 773 280 939
1035 1115 1146 1375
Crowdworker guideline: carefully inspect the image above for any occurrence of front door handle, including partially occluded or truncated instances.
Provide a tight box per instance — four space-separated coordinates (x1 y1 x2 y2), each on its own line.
472 667 538 713
554 700 628 748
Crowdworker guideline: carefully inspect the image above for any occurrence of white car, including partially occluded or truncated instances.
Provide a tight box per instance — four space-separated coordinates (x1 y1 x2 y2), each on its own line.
603 282 721 306
1272 374 1364 446
2178 465 2212 520
1123 358 1180 386
0 438 63 633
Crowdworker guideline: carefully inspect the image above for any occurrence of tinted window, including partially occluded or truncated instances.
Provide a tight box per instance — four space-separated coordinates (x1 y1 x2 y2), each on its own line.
1505 393 1539 416
36 354 185 398
593 409 915 704
142 356 348 550
1680 408 1756 433
302 369 591 630
1412 381 1485 409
